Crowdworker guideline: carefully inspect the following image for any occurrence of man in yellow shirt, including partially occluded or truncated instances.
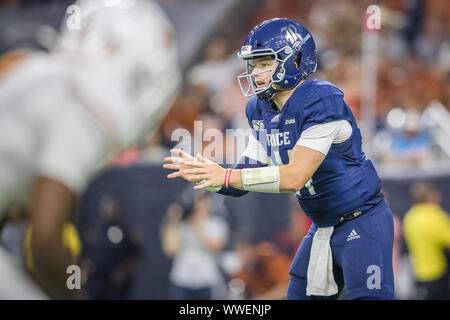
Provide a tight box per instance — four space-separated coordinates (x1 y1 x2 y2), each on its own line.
403 181 450 299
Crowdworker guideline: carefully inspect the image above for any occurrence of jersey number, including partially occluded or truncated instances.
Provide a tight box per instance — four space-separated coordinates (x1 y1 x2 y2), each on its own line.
275 149 316 196
296 178 316 196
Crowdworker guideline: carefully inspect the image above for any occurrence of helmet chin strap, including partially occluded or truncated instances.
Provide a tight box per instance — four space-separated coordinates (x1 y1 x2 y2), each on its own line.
257 82 296 101
256 85 277 101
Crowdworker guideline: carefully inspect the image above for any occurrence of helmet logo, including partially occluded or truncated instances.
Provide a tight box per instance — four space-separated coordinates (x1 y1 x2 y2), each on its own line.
282 24 302 44
282 24 311 52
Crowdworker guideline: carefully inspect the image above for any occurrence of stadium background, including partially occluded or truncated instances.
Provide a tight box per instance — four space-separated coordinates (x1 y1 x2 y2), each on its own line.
0 0 449 299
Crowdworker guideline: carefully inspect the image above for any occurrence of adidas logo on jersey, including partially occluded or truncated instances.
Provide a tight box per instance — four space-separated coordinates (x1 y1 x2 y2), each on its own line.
347 229 360 241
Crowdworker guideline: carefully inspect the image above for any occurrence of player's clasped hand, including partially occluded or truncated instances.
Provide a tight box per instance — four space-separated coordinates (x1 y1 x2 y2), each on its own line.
163 149 227 190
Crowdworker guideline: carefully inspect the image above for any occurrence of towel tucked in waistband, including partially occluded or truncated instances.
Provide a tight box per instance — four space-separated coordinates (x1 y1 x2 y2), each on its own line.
306 226 338 296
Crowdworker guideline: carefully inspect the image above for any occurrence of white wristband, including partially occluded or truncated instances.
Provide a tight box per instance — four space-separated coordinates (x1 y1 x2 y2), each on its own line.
241 166 280 193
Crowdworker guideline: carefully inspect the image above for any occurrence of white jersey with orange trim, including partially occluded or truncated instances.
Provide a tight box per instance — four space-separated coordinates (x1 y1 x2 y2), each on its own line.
0 0 180 299
0 53 137 214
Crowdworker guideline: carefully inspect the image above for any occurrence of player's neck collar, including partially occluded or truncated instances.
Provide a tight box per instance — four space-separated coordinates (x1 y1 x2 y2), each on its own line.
272 79 305 112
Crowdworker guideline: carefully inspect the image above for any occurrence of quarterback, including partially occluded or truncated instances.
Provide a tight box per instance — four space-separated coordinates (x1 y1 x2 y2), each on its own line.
164 18 394 299
0 0 180 298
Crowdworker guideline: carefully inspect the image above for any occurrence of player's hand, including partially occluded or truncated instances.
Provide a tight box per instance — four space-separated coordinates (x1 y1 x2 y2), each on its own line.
163 149 201 182
182 154 227 190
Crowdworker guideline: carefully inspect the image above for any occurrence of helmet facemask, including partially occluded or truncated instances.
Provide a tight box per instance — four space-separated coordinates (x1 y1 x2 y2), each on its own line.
237 46 293 101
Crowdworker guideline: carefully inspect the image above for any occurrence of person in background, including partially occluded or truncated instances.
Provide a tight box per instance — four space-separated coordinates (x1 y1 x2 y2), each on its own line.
376 108 434 166
161 188 228 300
403 181 450 299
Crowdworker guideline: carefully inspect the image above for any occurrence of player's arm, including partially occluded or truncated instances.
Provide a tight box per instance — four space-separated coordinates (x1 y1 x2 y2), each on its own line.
29 176 78 299
216 160 265 197
164 128 269 196
164 150 266 197
183 121 348 193
185 145 324 193
29 99 109 299
235 145 324 192
218 130 269 196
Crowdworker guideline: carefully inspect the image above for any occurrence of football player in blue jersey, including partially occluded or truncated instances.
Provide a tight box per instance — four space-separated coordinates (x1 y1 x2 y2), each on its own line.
164 18 395 300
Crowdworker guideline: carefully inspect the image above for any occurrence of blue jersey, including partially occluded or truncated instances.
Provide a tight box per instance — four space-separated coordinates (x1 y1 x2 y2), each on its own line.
245 80 384 227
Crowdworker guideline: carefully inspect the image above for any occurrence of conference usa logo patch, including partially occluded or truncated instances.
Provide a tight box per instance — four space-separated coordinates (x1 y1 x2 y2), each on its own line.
285 118 296 125
252 120 265 131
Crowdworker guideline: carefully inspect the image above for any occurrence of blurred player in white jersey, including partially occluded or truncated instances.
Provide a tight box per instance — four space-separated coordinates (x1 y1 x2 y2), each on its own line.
0 0 180 299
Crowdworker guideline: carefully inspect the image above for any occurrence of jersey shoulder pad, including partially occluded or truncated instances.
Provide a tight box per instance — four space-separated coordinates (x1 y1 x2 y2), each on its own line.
297 80 343 101
300 80 346 130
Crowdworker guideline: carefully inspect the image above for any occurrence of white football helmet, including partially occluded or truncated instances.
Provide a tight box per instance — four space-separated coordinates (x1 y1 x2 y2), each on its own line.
57 0 181 142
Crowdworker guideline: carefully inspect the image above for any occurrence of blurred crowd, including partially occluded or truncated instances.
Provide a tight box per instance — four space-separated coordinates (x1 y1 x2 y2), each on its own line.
154 0 450 169
0 0 449 300
0 0 448 168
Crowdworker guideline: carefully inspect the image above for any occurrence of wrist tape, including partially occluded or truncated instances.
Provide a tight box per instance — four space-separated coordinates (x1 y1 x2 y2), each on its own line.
241 166 280 193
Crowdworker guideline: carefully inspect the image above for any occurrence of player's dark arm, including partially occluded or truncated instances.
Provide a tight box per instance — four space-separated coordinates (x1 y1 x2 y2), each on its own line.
29 176 79 299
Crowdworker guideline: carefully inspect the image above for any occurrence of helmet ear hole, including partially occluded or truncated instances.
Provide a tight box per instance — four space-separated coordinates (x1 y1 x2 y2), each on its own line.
295 52 302 69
